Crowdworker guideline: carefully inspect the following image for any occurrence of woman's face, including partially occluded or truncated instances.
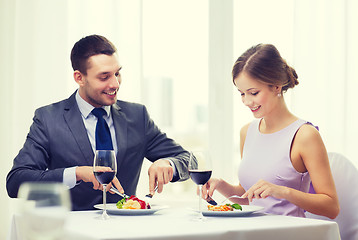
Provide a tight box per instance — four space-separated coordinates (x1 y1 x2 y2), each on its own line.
234 71 280 119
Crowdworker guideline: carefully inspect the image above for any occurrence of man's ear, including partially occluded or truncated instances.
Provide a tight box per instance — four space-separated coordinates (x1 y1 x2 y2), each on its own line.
74 70 85 86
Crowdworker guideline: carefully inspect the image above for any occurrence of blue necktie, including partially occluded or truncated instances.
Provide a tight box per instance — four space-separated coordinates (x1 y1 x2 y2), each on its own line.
91 108 113 150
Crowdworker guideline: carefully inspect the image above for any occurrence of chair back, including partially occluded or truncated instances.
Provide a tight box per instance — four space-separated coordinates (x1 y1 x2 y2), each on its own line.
305 152 358 240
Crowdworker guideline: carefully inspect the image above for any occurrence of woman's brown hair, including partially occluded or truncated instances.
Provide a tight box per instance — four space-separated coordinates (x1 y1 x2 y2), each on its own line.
232 44 298 92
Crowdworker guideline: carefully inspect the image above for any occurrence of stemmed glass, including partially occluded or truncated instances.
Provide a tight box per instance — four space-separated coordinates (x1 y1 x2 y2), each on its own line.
93 150 117 220
189 151 212 221
18 182 71 240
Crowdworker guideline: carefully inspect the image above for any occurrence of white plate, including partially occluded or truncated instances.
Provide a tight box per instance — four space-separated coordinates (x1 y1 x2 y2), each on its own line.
94 203 168 215
201 205 264 217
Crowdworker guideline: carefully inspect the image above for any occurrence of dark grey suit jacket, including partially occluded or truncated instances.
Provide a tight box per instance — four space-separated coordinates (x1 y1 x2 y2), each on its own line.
7 92 190 210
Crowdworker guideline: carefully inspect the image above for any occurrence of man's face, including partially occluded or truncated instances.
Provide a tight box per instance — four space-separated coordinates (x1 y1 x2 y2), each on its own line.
77 54 122 107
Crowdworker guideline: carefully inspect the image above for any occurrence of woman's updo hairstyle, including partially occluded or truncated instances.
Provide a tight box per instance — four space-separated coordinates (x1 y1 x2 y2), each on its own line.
232 44 298 93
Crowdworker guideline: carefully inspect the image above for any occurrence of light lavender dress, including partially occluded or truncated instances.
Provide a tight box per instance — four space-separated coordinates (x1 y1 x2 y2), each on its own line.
239 119 311 217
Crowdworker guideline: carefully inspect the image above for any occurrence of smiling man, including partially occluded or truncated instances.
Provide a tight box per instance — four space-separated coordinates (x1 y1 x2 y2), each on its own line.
6 35 191 210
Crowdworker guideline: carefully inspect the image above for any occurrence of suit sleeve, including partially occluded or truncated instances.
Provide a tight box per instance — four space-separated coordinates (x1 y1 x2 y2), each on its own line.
142 106 190 182
6 108 64 198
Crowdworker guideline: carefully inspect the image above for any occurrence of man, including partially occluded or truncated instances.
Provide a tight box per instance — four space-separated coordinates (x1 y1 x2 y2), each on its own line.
6 34 191 210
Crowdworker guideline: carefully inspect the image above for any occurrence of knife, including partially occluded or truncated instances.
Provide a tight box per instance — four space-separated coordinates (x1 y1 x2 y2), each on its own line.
206 196 217 205
110 187 130 199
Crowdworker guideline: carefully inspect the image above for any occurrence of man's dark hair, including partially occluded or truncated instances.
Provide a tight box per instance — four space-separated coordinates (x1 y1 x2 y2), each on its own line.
70 34 117 74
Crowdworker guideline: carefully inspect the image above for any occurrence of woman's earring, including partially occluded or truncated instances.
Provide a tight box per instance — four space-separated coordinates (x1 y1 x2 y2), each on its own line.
277 93 282 97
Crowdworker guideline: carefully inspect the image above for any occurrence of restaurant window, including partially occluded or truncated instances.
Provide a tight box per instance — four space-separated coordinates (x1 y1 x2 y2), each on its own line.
137 0 209 197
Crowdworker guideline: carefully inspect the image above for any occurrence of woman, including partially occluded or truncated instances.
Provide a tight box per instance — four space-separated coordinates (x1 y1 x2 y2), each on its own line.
203 44 339 219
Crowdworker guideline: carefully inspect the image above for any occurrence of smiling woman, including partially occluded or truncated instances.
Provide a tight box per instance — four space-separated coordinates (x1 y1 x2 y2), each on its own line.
202 43 340 220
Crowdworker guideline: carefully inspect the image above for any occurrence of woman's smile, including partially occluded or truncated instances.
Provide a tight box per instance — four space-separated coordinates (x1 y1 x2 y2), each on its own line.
250 106 261 112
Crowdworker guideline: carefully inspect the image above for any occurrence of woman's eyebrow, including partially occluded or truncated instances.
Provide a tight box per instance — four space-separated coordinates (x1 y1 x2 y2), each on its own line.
238 87 258 92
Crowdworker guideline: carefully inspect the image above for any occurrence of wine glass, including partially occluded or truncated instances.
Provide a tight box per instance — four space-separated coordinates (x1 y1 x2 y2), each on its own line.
189 151 212 221
17 182 71 240
93 150 117 220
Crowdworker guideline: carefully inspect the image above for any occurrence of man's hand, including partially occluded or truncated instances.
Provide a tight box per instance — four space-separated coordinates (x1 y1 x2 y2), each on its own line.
76 166 101 190
109 176 124 194
147 159 174 195
75 166 124 193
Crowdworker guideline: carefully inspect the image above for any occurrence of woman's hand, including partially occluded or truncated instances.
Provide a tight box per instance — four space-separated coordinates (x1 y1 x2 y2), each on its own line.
241 179 288 202
201 178 221 200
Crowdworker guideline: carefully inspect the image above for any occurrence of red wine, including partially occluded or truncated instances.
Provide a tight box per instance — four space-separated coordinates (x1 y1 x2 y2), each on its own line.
94 171 115 185
189 170 212 185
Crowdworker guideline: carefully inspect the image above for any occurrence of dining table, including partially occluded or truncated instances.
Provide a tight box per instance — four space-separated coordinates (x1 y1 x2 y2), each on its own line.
8 197 341 240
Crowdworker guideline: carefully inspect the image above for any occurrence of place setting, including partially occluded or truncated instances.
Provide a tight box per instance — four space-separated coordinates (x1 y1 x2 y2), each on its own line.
93 185 169 216
93 149 168 217
92 149 264 219
187 150 264 219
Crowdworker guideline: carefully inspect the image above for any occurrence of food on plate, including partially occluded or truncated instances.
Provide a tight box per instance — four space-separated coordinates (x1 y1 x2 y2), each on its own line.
116 195 150 209
207 203 242 211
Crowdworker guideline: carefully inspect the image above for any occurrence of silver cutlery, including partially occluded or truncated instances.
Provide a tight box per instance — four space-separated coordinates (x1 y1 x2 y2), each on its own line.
111 186 159 201
206 196 218 205
220 195 247 204
145 186 158 199
110 187 130 199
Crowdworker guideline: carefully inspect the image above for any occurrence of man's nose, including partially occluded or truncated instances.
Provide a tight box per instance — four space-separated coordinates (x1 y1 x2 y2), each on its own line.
109 75 120 88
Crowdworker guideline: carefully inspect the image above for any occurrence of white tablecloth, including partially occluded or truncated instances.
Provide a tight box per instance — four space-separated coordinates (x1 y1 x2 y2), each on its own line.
9 205 341 240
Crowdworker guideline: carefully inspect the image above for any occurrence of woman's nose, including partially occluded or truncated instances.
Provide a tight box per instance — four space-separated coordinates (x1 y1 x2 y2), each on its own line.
242 96 253 106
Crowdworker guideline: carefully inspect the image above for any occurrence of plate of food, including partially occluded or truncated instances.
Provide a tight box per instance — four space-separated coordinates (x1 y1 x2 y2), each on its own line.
94 195 167 215
201 204 264 217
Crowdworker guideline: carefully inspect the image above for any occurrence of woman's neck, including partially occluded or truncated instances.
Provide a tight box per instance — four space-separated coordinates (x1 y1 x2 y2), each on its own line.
260 100 297 134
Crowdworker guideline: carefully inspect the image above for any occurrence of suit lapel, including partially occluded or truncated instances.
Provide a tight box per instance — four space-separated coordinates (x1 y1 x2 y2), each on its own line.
63 93 94 165
111 103 127 170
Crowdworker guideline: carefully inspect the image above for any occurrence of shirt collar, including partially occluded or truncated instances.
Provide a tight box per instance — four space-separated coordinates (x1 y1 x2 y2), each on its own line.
75 90 111 118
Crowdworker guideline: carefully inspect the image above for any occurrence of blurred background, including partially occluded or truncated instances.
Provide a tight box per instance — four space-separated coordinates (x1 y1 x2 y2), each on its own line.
1 0 357 238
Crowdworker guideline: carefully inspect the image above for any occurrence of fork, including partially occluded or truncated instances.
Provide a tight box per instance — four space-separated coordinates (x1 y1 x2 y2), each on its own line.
220 195 247 204
145 186 158 199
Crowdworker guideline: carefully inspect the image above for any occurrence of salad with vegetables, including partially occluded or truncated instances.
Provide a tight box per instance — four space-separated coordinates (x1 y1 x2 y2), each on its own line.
207 203 242 211
116 195 151 210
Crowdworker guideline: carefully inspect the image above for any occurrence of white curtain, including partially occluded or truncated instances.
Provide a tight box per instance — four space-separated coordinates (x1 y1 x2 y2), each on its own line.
292 0 358 164
1 0 358 239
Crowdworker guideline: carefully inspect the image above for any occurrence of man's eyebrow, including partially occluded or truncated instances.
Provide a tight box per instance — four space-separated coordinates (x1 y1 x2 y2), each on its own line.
98 72 110 76
98 67 122 76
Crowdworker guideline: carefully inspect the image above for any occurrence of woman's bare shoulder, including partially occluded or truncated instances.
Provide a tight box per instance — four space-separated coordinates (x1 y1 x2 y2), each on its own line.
294 123 326 158
240 122 251 137
296 123 321 141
